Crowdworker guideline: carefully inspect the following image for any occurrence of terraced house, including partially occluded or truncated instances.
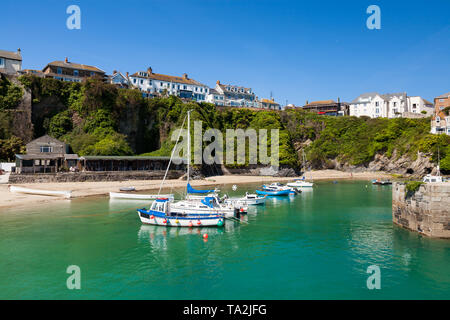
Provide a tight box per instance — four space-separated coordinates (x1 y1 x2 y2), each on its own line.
349 92 433 118
129 67 209 101
42 57 105 82
207 80 259 108
431 92 450 135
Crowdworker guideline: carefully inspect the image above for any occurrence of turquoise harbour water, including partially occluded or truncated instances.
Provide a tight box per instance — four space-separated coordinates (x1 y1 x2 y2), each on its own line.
0 181 449 300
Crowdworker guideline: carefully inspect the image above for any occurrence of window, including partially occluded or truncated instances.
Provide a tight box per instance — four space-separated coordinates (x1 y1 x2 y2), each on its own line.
57 67 62 74
375 102 379 106
0 58 4 68
40 146 53 153
74 70 79 77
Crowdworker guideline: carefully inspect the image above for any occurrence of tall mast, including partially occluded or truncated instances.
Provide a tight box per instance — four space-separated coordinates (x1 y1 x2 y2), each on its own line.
186 110 191 194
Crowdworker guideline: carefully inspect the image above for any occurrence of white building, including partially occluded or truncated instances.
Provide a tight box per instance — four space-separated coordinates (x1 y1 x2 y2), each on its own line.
206 80 259 108
129 67 209 101
350 92 432 118
407 96 434 116
0 49 22 74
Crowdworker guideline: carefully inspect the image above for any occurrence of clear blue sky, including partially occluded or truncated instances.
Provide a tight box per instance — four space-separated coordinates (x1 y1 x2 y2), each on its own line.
2 0 449 104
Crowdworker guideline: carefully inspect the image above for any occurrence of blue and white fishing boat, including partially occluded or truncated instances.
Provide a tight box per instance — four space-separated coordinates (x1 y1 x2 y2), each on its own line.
262 182 298 195
138 198 224 227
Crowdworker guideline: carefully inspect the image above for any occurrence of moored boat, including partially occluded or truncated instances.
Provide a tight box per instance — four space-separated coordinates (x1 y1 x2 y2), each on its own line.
287 179 314 188
9 185 72 199
225 192 266 206
256 189 291 196
110 192 175 201
262 182 298 195
137 198 224 227
371 179 392 185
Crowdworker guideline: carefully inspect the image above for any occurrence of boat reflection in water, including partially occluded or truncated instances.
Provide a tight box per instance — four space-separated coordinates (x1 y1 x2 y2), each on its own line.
138 224 233 250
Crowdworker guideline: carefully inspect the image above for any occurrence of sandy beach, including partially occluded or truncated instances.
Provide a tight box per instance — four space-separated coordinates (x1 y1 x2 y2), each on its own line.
0 170 391 209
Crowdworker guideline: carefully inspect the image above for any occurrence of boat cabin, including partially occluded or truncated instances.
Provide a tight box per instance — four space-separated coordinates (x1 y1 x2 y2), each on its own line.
150 198 169 213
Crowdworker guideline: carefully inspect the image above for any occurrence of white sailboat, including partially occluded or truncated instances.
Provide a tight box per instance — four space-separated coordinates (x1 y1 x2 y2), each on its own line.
287 149 314 189
137 110 226 227
423 148 444 183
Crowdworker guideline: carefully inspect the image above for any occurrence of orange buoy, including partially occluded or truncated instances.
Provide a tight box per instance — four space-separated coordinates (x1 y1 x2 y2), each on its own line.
197 220 202 225
203 233 208 239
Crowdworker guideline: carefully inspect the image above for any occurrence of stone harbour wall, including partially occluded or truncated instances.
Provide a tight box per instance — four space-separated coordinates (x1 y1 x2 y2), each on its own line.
392 182 450 238
8 170 185 184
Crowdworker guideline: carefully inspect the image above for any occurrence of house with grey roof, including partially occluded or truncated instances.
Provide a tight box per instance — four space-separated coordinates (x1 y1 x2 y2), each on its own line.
207 80 258 108
0 48 22 74
349 92 430 119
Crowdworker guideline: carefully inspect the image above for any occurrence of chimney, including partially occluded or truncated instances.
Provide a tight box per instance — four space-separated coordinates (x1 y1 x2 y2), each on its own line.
216 80 220 85
113 70 117 75
147 67 152 74
65 57 69 63
126 72 129 77
306 100 309 105
183 73 188 80
17 48 21 55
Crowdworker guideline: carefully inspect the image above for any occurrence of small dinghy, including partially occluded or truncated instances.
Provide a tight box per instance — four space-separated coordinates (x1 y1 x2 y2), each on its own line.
110 192 174 201
9 185 72 199
255 189 291 196
371 179 392 185
119 186 136 192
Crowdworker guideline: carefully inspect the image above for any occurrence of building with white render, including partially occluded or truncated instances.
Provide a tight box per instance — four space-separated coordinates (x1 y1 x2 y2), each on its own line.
129 67 209 101
206 81 258 108
349 92 432 118
407 96 434 116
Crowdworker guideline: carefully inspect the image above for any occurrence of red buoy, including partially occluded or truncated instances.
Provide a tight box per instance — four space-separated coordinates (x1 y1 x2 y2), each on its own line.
197 220 201 225
203 233 208 239
163 219 167 224
150 215 154 219
188 221 193 227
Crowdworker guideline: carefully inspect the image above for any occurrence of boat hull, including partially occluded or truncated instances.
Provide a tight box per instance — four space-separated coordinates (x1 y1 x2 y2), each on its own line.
256 189 291 196
110 192 174 200
9 185 72 199
225 197 266 206
137 209 224 227
287 182 313 188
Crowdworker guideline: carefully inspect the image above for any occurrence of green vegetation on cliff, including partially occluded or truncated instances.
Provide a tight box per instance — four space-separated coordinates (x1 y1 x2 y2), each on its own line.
282 110 450 173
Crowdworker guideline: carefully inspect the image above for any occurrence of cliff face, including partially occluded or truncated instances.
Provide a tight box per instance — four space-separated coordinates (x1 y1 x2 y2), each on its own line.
329 151 436 177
